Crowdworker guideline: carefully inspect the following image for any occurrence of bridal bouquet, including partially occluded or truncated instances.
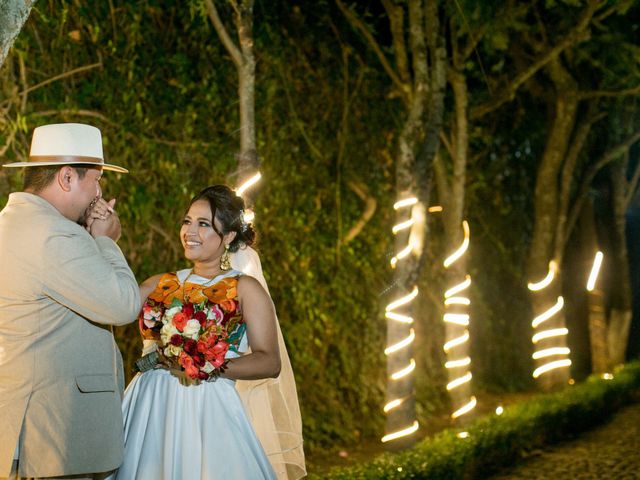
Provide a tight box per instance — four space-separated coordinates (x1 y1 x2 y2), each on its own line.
138 277 245 382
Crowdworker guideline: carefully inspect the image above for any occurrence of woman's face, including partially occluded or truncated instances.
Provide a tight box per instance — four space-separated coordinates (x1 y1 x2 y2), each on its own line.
180 199 228 265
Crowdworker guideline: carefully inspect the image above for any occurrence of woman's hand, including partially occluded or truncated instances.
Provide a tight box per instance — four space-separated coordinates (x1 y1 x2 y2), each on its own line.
168 368 202 387
84 198 115 231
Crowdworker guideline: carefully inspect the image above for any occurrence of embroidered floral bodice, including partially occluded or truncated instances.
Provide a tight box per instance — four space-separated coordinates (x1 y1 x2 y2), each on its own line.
138 270 247 359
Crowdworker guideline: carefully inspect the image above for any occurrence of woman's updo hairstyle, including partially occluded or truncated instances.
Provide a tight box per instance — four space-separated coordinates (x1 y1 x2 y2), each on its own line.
188 185 256 252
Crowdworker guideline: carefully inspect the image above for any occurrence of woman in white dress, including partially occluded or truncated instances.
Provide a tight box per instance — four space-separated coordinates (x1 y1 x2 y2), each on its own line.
105 185 305 479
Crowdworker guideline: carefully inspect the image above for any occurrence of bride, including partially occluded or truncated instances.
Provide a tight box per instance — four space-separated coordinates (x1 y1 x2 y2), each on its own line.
101 185 305 479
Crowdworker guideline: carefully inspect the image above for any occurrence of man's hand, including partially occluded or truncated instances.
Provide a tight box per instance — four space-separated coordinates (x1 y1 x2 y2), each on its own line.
84 198 115 230
88 199 121 242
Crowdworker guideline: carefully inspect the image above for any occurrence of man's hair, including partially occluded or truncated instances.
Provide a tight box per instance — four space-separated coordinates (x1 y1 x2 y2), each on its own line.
23 165 90 192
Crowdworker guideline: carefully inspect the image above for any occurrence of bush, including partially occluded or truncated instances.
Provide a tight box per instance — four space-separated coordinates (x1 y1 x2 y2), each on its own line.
312 361 640 479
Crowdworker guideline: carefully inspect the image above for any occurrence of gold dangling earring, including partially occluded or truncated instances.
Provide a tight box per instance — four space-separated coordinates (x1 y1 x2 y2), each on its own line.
220 244 231 271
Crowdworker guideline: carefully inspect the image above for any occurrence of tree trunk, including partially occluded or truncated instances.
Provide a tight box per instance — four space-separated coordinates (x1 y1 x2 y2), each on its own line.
441 68 474 423
0 0 35 69
385 64 425 448
236 0 257 181
579 198 609 372
204 0 257 199
607 158 633 366
527 60 579 390
588 289 609 373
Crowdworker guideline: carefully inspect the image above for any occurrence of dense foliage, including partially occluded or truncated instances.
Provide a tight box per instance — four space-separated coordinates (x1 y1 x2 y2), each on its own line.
0 0 638 457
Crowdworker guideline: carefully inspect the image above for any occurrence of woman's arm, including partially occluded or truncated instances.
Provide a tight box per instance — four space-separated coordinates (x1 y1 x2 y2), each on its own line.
221 275 281 380
138 273 163 309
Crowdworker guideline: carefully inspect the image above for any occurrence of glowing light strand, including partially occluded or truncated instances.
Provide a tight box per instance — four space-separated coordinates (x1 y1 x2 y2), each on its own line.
391 358 416 380
236 172 262 197
443 220 470 268
444 276 471 299
528 261 557 291
442 220 476 420
451 396 477 419
235 172 262 224
532 347 571 360
444 331 470 352
532 328 569 344
447 372 472 391
531 296 564 328
529 259 572 379
384 329 415 356
445 357 471 368
381 421 419 443
533 359 572 378
586 251 604 291
383 197 421 443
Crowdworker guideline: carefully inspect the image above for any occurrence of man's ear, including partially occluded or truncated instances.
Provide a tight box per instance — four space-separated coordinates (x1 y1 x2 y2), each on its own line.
57 166 74 192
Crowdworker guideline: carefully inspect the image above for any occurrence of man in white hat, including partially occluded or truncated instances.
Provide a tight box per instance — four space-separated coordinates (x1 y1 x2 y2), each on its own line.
0 123 141 479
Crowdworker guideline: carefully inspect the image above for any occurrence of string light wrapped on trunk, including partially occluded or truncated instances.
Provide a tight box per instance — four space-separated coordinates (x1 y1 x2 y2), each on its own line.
528 260 572 379
235 172 262 223
443 220 476 420
382 196 420 443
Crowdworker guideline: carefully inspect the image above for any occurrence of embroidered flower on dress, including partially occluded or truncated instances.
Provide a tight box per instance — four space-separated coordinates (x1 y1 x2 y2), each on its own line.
137 273 244 381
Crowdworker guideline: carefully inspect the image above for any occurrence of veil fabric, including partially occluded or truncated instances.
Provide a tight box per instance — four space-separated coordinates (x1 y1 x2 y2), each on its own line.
232 247 306 479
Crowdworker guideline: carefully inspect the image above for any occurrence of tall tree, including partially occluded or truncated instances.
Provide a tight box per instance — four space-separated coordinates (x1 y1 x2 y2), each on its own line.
523 0 640 389
434 0 610 410
337 0 446 448
0 0 35 68
203 0 258 196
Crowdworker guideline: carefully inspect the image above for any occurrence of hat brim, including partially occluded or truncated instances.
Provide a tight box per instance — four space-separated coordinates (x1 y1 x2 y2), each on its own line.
2 161 128 174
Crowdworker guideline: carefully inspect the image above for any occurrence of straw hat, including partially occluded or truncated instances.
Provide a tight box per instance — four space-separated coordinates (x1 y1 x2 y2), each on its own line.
2 123 128 173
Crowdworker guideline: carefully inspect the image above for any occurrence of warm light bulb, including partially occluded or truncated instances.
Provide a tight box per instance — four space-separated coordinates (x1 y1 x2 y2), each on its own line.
532 359 572 378
528 261 557 291
236 172 262 196
586 251 604 291
444 331 470 352
451 396 477 419
532 327 569 344
532 347 571 360
381 421 419 443
444 276 471 298
386 287 419 311
531 297 564 328
384 329 415 355
391 359 416 380
444 221 470 268
393 197 418 210
447 372 472 391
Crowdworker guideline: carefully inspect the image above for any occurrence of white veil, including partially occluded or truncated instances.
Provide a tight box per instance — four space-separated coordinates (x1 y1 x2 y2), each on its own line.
232 247 306 479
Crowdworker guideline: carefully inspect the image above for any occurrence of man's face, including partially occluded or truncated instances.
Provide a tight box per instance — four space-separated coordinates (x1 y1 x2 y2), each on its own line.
72 167 103 224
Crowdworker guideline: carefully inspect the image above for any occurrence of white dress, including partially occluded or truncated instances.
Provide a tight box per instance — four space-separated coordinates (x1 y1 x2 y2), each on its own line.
112 270 276 480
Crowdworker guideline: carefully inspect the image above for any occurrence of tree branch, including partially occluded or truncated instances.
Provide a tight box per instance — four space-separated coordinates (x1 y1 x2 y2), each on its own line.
578 84 640 100
335 0 408 100
341 180 377 244
0 62 102 108
381 0 411 85
565 128 640 246
625 151 640 209
204 0 243 69
554 105 605 256
471 0 602 120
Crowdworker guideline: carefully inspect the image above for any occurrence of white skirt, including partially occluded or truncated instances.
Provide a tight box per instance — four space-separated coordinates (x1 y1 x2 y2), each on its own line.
111 369 276 480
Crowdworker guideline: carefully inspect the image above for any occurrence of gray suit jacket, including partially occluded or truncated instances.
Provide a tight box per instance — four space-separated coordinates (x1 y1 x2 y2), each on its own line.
0 192 140 478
